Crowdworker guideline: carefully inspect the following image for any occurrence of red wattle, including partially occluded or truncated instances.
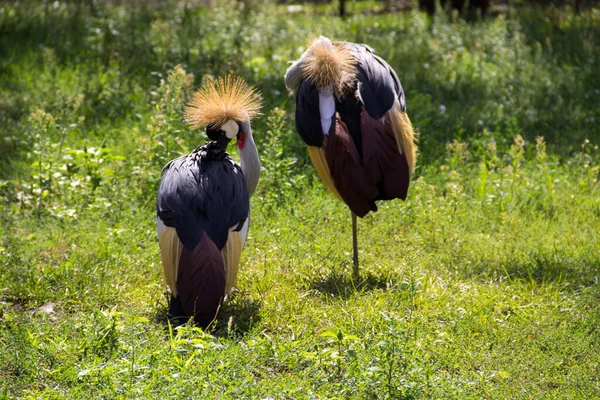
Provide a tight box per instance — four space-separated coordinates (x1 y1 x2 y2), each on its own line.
237 132 246 150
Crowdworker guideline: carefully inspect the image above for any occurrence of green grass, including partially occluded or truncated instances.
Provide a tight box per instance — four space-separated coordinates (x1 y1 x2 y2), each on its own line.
1 1 600 398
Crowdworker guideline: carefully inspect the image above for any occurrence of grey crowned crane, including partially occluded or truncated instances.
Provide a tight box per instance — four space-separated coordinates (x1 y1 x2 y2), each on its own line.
156 75 262 327
284 37 418 278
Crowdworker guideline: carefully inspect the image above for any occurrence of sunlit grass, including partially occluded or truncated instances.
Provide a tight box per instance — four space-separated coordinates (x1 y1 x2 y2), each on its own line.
1 1 599 398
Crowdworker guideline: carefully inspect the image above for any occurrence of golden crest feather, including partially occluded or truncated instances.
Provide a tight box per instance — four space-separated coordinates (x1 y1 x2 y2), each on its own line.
301 36 356 94
185 74 263 129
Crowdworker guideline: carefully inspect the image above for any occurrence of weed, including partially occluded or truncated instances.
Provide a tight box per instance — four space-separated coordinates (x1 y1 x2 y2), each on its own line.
0 1 599 398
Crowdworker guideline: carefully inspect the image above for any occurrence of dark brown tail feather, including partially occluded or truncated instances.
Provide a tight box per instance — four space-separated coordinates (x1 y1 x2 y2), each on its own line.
361 111 411 201
176 232 226 327
325 117 378 217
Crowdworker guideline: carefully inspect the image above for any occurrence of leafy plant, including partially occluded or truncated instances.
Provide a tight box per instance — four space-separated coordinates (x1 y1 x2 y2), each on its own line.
319 329 361 376
1 2 599 398
258 107 306 211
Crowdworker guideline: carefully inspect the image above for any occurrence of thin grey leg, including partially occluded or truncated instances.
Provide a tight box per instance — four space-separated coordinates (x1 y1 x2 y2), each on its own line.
352 212 359 279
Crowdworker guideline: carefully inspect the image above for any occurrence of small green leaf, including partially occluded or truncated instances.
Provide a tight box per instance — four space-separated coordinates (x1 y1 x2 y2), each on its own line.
320 331 338 339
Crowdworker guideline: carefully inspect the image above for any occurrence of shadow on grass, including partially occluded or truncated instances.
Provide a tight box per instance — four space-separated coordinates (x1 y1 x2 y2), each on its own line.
211 294 262 338
152 292 262 338
151 295 170 327
459 251 600 287
307 267 393 300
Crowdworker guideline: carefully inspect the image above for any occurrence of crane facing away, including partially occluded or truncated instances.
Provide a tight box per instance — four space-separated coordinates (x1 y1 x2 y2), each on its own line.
156 75 262 327
285 36 418 278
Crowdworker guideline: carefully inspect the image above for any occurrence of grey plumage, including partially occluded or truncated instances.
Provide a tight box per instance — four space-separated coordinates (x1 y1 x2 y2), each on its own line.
346 43 406 118
156 141 249 251
292 41 408 150
295 80 325 147
155 74 263 327
284 37 418 277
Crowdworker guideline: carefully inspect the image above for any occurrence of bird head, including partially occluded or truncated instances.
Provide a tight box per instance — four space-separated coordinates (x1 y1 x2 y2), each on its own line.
185 74 262 151
205 119 240 152
285 36 356 96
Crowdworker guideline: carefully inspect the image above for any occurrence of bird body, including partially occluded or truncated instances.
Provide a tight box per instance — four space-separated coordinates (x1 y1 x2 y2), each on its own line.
285 37 418 275
156 75 262 326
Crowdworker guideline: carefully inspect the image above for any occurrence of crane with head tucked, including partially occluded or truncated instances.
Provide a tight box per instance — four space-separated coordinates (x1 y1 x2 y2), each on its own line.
156 75 262 327
285 36 418 278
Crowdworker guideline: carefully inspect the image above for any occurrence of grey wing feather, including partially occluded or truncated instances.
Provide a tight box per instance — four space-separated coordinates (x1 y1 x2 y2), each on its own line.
348 43 406 118
372 53 406 112
295 80 325 147
157 152 249 250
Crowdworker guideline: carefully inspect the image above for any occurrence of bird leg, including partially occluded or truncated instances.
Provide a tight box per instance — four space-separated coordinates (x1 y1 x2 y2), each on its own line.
352 212 359 279
167 296 188 327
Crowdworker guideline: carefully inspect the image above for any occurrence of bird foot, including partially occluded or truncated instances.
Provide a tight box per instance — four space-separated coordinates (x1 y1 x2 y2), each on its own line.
224 287 240 303
167 296 188 327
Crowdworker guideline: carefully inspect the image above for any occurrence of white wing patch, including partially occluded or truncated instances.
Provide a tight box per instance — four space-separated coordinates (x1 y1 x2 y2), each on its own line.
319 91 335 135
157 224 183 297
240 218 249 249
356 84 365 105
222 223 246 295
156 217 166 239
